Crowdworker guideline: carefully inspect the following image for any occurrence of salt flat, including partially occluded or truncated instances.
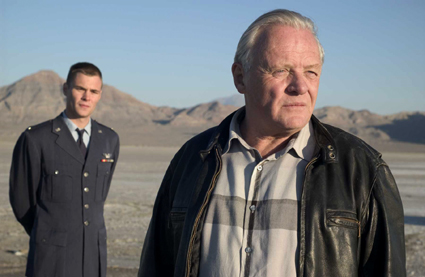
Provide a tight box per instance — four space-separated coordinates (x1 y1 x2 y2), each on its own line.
0 143 424 276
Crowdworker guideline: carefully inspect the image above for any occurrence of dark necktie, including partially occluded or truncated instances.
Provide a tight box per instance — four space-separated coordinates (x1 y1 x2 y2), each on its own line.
76 129 87 158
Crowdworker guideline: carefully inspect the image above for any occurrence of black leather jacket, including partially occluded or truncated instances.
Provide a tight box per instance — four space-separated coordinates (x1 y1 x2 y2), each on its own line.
138 110 406 277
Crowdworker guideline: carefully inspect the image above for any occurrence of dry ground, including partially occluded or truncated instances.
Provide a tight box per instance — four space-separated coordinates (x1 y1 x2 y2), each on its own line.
0 142 424 276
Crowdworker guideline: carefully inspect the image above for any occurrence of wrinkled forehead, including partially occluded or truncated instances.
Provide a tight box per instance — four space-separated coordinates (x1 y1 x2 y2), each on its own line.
252 25 321 63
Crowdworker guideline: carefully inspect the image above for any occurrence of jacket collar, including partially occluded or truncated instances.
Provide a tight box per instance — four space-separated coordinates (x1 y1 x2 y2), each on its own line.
310 115 338 163
52 115 104 164
85 120 105 166
199 108 235 161
52 115 85 164
201 107 338 163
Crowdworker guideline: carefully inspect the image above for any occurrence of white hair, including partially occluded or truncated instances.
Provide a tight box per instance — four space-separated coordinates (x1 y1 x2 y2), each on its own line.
234 9 325 72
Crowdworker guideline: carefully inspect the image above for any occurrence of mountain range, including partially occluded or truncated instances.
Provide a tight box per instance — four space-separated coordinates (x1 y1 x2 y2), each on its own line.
1 70 424 149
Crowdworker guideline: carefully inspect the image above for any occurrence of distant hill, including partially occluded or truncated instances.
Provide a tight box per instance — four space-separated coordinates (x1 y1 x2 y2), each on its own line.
1 70 424 147
215 94 244 107
0 70 237 127
313 106 425 144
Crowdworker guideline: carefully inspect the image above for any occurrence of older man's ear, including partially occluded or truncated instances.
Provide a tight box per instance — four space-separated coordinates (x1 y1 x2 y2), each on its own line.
232 63 246 95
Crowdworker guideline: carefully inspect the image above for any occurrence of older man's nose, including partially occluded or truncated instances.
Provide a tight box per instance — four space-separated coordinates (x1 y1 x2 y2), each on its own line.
286 73 308 95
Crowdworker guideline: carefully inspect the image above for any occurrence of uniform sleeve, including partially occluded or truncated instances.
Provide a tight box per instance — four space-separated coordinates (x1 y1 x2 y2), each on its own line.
9 131 42 235
360 164 406 276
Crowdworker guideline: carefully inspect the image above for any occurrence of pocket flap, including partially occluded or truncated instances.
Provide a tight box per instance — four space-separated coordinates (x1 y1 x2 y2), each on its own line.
327 210 357 220
97 163 111 176
326 210 359 229
36 229 68 247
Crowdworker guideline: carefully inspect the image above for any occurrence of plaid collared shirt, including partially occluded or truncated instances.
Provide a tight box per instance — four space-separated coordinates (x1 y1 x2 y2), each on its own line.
199 109 316 277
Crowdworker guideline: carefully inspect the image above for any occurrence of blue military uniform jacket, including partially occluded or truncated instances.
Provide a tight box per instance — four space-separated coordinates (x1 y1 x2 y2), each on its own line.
9 114 120 277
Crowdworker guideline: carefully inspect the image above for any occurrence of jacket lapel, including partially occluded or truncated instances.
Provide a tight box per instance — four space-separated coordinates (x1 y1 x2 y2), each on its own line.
85 120 103 166
52 115 85 164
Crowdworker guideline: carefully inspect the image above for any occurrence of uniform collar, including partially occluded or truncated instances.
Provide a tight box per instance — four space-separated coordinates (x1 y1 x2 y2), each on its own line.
62 110 92 137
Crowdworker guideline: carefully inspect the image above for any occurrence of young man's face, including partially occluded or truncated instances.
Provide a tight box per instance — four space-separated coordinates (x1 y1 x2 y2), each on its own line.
63 73 102 119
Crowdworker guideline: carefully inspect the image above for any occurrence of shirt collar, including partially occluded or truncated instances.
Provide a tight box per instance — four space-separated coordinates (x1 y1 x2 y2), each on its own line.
290 121 315 161
61 111 91 136
223 109 315 162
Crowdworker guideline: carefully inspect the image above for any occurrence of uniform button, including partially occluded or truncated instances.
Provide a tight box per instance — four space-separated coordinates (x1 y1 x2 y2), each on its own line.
84 172 89 177
84 187 89 192
249 205 256 213
257 165 263 171
84 221 89 226
245 247 252 254
54 170 59 175
84 204 89 209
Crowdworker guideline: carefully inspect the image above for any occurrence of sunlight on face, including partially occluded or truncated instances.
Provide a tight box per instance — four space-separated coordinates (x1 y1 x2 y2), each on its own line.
242 25 322 136
64 73 102 120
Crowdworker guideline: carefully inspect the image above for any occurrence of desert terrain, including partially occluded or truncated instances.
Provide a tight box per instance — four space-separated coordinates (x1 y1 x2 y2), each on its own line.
0 141 424 276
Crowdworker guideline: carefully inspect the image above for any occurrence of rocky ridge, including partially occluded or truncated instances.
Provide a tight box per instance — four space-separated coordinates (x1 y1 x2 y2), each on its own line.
1 70 424 146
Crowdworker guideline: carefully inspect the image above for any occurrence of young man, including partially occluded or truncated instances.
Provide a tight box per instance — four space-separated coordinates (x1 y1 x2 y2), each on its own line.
10 62 120 277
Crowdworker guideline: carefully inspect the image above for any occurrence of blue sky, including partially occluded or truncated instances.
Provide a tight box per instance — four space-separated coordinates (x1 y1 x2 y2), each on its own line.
1 0 424 114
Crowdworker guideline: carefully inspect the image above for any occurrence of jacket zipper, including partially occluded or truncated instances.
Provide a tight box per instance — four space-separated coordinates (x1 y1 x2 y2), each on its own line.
330 217 361 238
185 146 222 277
299 155 318 276
304 156 318 175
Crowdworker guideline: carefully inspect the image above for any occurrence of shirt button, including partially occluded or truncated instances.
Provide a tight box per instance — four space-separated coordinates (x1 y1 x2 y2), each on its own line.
245 247 253 254
249 205 256 213
257 165 263 171
84 187 89 192
84 204 89 209
54 170 59 175
84 172 89 177
84 221 89 226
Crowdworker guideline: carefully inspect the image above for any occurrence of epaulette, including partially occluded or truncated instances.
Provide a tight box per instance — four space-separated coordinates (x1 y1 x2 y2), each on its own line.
25 120 52 132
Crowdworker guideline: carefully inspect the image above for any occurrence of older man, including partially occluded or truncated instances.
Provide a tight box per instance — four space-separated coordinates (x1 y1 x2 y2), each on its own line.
138 9 405 277
10 62 120 277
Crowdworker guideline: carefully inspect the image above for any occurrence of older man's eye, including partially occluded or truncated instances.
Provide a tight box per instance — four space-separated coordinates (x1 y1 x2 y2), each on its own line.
273 69 288 76
306 71 318 77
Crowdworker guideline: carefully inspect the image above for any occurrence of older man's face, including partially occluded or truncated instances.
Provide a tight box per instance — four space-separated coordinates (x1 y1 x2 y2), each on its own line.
234 25 322 136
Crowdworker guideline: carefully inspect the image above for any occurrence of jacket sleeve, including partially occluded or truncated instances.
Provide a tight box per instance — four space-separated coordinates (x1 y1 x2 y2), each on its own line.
360 164 406 276
9 131 41 236
138 152 180 277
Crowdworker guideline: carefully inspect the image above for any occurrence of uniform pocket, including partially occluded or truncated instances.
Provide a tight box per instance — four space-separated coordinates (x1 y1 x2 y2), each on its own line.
98 228 107 277
32 229 68 276
44 171 73 203
95 163 112 202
